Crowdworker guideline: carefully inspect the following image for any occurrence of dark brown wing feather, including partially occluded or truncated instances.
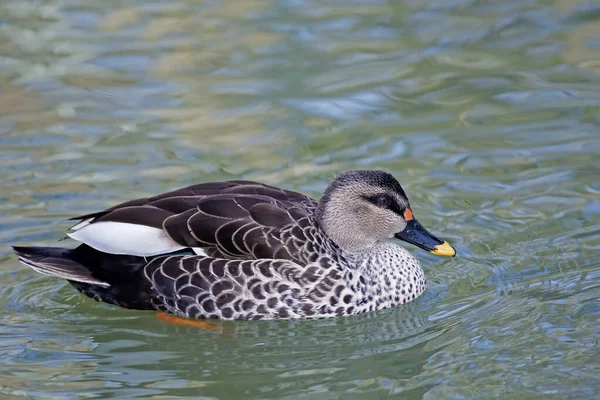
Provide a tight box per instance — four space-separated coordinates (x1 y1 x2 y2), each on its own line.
94 206 174 229
69 180 318 261
248 203 294 227
164 193 309 260
70 181 312 220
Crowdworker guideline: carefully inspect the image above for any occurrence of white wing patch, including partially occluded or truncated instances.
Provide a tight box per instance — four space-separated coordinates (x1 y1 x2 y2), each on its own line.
192 247 207 256
68 221 186 257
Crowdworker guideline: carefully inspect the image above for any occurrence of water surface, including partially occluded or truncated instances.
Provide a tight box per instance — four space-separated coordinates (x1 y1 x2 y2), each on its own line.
1 0 599 398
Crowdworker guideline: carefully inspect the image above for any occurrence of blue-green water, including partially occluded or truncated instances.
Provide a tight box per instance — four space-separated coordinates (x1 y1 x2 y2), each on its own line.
1 0 599 398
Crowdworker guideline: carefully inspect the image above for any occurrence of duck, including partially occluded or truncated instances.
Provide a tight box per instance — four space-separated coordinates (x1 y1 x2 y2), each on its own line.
13 170 455 321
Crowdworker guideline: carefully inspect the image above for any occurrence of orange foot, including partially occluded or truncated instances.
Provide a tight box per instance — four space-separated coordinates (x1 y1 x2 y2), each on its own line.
156 312 222 331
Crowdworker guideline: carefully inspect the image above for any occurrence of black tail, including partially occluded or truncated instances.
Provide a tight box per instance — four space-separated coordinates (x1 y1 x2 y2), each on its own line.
13 245 158 310
13 246 110 287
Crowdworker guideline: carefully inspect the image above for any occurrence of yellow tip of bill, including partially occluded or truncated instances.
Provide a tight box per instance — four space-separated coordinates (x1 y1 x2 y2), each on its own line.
430 241 456 257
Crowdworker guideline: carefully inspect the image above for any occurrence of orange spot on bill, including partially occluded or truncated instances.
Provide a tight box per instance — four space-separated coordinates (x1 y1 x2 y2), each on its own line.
156 312 222 331
404 208 414 221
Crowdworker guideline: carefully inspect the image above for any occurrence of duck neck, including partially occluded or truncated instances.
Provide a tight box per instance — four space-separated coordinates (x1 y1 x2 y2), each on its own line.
314 202 377 253
343 242 427 307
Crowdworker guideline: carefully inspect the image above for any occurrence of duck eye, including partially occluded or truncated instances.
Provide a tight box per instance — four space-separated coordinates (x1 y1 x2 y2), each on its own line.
375 195 391 208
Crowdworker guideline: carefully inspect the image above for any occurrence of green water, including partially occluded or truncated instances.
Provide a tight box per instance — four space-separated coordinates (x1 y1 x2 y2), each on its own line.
1 0 599 398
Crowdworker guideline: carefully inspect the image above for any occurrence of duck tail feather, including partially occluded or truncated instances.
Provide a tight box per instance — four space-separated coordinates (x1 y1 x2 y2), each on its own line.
12 246 110 287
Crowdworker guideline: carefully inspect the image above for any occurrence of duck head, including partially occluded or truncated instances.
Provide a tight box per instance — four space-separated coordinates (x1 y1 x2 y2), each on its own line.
315 170 455 256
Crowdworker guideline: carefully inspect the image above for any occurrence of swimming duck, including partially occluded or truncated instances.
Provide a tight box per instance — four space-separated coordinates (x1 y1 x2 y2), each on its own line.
14 170 455 320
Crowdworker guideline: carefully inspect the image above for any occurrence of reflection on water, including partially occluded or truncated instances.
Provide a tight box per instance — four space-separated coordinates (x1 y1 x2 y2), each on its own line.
0 0 599 398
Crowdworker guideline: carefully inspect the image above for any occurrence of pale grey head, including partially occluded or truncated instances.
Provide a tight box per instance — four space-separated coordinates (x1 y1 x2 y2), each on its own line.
314 170 456 257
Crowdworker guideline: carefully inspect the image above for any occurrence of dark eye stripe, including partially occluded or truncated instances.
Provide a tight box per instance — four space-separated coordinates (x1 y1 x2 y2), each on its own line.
389 201 406 216
364 195 405 216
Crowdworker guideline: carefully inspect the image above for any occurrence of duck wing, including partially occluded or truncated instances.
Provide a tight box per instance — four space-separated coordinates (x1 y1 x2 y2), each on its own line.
70 180 313 219
67 180 319 262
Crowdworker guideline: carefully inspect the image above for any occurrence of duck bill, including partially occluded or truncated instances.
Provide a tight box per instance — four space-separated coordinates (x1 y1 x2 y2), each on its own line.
394 218 456 257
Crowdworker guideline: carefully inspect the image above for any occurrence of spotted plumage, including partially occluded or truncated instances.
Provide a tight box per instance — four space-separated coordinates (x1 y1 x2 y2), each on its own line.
14 170 455 320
